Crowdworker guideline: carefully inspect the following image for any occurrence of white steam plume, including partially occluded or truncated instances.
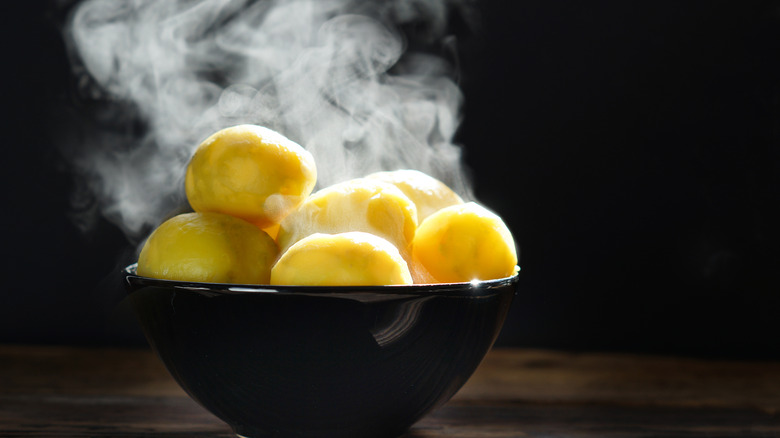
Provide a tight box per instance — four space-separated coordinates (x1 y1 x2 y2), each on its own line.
62 0 474 242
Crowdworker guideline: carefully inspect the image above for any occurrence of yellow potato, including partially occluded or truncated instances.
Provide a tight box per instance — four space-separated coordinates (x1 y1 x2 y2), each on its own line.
366 169 463 221
185 124 317 229
137 212 278 284
271 232 413 286
412 202 517 283
277 178 418 255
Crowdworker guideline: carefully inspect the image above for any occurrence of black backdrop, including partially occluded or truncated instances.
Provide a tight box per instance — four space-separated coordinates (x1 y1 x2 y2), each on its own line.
2 1 778 359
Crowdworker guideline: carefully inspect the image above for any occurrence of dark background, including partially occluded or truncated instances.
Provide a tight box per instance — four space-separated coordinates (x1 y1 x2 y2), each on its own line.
2 1 778 359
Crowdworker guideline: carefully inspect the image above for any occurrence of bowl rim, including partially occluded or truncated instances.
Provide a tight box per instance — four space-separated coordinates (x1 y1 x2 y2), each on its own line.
124 263 520 298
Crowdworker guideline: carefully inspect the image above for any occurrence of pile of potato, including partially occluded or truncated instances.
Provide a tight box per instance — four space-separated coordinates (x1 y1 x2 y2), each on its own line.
137 124 517 286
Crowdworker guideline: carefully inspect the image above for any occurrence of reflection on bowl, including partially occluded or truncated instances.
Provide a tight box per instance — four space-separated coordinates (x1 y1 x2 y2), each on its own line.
124 264 518 438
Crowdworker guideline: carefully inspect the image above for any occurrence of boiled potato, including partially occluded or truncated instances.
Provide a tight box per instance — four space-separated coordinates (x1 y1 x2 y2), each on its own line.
277 178 418 255
271 232 413 286
137 212 278 284
185 124 317 229
412 202 517 283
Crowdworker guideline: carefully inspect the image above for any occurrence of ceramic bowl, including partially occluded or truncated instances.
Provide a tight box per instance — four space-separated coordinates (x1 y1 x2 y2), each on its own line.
124 264 518 438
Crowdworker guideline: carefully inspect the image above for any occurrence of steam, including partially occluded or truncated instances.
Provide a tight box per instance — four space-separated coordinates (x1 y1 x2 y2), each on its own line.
62 0 474 242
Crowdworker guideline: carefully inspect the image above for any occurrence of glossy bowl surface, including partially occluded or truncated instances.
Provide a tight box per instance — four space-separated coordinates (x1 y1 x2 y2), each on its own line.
124 264 518 438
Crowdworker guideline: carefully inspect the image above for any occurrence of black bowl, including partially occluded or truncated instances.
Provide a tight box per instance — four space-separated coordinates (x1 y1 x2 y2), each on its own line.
124 264 518 438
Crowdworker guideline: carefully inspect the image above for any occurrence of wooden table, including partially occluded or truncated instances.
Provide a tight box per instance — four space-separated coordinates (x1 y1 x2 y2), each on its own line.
1 345 778 437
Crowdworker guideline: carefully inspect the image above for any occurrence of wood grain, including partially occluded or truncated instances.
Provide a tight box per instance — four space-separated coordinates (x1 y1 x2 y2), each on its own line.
1 345 778 437
454 349 780 413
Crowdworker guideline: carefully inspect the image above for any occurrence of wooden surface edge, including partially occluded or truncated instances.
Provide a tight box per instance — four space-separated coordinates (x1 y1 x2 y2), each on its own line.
2 344 779 411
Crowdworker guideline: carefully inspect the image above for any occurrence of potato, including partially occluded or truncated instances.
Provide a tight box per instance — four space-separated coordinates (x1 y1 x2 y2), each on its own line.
412 202 517 283
271 232 413 286
137 212 278 284
277 178 418 255
185 124 317 229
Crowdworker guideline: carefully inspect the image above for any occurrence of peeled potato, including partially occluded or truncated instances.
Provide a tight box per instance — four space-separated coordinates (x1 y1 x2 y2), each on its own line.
185 124 317 229
412 202 517 283
277 178 418 255
271 232 413 286
366 169 463 221
137 212 278 284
